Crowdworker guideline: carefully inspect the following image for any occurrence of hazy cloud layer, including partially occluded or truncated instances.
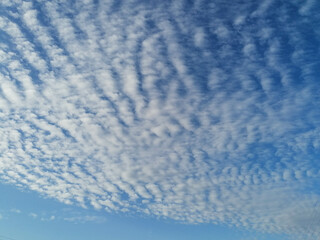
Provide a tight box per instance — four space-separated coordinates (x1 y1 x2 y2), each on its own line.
0 207 106 224
0 0 320 239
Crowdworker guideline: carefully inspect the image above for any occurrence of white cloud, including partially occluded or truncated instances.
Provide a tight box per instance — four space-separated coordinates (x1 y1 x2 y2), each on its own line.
40 215 55 222
10 209 21 214
0 0 319 239
29 212 38 219
63 215 106 224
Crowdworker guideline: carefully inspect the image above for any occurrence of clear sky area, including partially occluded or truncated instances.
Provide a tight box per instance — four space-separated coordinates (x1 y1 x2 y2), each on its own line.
0 184 287 240
0 0 320 240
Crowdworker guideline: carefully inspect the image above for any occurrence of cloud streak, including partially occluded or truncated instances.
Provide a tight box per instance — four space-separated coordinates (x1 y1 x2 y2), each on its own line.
0 0 320 239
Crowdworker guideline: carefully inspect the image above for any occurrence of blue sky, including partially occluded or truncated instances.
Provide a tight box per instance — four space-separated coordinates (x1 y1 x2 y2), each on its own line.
0 184 287 240
0 0 319 239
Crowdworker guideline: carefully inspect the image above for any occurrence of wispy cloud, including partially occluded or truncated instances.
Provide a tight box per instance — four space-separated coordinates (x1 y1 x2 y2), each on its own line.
26 209 106 224
10 208 21 214
63 215 106 224
40 215 55 222
0 0 319 239
29 212 38 219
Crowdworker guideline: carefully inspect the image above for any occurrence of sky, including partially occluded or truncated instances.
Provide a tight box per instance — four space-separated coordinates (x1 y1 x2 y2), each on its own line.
0 0 319 239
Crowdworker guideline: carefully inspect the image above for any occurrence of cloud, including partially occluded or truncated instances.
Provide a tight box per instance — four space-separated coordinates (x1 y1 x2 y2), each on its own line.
10 209 21 214
39 215 55 222
0 0 319 239
29 213 38 219
26 209 106 224
63 215 106 224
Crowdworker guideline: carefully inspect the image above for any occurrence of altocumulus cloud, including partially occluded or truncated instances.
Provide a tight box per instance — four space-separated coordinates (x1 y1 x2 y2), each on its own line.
0 0 320 239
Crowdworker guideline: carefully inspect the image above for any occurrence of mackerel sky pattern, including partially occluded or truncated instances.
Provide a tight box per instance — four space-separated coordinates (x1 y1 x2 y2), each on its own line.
0 0 320 239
